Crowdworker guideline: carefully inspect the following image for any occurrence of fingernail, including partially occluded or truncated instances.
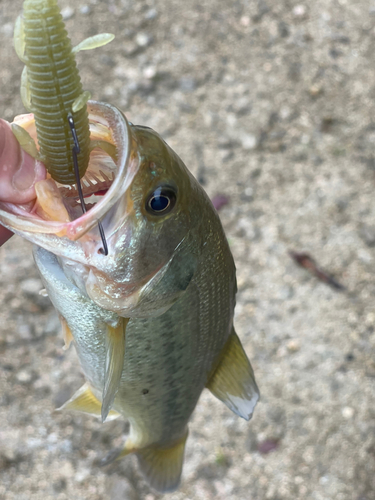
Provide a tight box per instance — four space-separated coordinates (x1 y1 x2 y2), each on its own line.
12 151 36 191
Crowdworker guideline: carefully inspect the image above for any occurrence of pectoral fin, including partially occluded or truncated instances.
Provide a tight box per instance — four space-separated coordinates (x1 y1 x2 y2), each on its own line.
206 329 259 421
56 383 120 421
138 236 198 315
102 318 128 422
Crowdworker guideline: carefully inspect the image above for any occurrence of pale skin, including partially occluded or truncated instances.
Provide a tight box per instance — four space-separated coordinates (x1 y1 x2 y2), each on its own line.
0 118 46 246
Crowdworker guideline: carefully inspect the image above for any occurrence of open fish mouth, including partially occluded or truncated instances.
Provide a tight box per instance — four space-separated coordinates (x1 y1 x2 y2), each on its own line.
0 101 137 246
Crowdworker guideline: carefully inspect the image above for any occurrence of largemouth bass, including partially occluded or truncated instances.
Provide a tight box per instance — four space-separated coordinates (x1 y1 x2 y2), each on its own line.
0 102 259 492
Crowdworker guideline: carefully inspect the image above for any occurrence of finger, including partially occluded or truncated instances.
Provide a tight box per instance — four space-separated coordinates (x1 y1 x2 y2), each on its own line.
0 119 46 204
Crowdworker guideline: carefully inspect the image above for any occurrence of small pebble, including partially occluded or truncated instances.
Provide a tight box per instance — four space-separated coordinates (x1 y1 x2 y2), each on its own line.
21 278 43 296
233 96 251 116
366 312 375 325
18 323 33 340
240 133 257 150
1 447 17 463
80 5 91 15
136 32 152 47
358 248 372 264
143 66 157 79
244 187 254 198
309 84 323 97
179 77 197 92
61 6 74 20
75 468 91 484
293 5 307 18
240 16 250 27
16 370 32 384
287 339 300 352
145 8 158 20
342 407 354 419
1 22 14 37
219 149 234 162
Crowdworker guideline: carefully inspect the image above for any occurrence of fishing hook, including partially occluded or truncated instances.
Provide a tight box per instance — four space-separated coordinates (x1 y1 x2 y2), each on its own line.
68 114 108 256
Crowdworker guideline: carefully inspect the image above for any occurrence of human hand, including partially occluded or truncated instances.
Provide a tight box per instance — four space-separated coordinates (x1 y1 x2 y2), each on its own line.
0 119 45 246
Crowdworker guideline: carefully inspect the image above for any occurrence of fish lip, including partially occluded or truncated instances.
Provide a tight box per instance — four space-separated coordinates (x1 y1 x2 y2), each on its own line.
0 101 135 242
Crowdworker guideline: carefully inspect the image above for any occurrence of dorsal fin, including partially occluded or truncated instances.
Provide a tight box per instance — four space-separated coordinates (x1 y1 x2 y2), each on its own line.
206 329 259 420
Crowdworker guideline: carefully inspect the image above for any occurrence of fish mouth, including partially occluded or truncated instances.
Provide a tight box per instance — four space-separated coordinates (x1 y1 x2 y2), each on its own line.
0 101 137 249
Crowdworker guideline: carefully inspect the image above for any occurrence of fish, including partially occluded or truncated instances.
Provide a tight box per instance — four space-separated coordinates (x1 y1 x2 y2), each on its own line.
0 0 260 494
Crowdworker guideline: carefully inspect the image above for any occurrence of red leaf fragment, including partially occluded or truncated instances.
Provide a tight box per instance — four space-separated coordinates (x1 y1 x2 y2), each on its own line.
289 250 345 291
257 438 280 454
211 194 229 211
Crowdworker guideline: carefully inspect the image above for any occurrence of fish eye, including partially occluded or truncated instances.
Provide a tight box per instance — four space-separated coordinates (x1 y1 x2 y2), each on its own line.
146 186 176 215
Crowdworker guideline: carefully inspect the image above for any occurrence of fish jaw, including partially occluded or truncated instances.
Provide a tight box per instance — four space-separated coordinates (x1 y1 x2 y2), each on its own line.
0 101 136 246
0 100 141 308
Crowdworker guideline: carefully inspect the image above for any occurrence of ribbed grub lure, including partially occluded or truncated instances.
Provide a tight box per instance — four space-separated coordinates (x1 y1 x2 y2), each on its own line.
13 0 114 185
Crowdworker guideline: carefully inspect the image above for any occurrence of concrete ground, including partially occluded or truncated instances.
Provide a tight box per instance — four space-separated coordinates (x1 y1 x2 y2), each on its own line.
0 0 375 499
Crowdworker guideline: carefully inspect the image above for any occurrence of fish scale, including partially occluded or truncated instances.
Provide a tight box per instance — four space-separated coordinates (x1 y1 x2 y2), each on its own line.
35 208 235 446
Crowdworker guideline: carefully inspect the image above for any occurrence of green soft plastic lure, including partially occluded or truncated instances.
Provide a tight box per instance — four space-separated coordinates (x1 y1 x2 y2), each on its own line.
13 0 114 185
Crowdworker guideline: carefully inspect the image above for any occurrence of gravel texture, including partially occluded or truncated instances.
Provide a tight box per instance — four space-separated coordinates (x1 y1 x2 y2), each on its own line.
1 0 375 499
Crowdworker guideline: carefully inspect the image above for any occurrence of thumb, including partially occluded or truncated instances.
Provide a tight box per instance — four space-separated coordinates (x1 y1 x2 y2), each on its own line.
0 119 45 204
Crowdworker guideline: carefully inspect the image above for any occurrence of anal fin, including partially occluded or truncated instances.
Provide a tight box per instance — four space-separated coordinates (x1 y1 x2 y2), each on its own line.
102 318 128 422
206 328 259 421
56 383 120 421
